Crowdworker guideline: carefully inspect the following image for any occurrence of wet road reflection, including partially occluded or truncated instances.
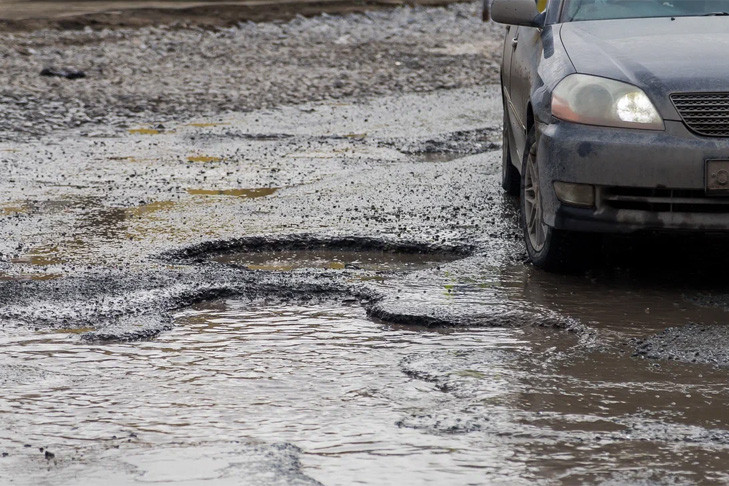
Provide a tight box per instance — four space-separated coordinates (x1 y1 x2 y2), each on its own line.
0 301 528 484
503 233 729 335
3 283 729 483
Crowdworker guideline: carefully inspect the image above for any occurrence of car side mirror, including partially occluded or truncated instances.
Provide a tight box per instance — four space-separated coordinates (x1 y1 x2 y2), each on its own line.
490 0 542 26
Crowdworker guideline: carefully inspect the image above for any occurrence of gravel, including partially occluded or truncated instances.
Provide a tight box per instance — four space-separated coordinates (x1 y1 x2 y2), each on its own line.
0 1 504 141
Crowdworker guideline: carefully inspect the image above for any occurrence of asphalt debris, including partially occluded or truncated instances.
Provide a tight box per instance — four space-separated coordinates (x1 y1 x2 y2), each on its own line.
39 67 86 80
0 2 503 141
634 324 729 367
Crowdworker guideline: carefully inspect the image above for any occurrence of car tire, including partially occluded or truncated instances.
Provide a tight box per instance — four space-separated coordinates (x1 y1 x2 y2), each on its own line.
501 107 520 197
520 128 597 272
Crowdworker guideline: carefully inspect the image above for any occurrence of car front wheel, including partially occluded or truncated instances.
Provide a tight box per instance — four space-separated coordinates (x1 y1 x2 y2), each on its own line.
520 129 596 272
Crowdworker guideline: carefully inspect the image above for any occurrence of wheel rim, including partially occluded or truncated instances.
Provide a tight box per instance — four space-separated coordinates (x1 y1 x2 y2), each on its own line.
523 143 547 252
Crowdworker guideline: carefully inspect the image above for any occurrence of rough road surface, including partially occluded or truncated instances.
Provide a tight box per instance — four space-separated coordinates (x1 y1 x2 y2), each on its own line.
0 2 502 141
4 2 729 485
0 0 461 29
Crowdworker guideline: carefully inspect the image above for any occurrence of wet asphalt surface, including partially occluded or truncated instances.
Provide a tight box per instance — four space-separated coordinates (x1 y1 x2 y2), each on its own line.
5 2 729 484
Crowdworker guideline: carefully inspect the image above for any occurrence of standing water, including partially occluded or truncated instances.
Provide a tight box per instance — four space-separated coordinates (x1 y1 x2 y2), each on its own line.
0 299 530 484
5 255 729 483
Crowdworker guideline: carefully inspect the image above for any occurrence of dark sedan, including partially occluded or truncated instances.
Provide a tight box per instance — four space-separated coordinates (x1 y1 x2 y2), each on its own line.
489 0 729 270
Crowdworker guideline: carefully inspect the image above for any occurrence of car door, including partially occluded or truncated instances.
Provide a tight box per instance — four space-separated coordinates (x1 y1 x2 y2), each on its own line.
501 24 517 91
508 25 544 164
505 0 550 164
501 25 520 149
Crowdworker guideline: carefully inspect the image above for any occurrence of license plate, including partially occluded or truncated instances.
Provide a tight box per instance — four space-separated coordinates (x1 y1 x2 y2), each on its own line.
706 160 729 194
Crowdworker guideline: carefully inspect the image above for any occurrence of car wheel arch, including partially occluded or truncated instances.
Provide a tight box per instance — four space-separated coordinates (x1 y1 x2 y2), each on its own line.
525 103 535 137
520 103 537 171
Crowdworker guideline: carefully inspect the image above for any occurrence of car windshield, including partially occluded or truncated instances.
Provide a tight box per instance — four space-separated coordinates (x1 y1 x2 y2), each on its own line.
562 0 729 21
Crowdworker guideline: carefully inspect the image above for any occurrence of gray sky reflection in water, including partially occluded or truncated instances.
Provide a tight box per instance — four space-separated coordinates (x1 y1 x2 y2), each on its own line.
0 300 526 484
3 283 729 483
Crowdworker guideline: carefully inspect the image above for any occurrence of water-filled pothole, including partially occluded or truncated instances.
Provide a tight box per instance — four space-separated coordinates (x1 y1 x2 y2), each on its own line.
163 236 470 272
6 297 729 484
213 249 460 272
0 299 524 484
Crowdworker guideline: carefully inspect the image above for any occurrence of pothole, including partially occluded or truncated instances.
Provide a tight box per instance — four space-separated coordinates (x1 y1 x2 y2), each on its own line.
161 236 470 272
0 298 521 484
213 249 460 272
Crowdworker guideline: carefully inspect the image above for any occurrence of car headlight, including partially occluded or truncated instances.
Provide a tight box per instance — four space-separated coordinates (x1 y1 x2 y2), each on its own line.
551 74 664 130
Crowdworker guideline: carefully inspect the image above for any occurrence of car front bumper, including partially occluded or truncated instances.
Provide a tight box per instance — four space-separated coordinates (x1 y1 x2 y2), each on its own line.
537 119 729 233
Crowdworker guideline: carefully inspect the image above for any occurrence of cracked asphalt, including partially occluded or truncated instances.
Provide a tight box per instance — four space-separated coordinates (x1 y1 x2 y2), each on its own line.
5 2 729 484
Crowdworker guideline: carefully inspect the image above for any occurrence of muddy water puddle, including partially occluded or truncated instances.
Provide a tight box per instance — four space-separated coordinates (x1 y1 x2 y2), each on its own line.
213 249 461 272
8 193 283 266
0 301 527 484
4 298 729 483
6 239 729 483
499 264 729 336
376 249 729 336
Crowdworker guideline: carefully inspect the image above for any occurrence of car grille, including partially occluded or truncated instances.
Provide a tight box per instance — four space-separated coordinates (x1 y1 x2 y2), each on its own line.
603 187 729 213
671 93 729 137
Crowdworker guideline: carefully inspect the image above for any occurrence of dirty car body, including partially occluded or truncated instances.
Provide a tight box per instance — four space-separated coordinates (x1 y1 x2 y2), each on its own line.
491 0 729 270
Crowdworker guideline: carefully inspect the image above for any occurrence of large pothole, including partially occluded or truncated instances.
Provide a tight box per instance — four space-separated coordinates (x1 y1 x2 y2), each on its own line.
162 235 470 273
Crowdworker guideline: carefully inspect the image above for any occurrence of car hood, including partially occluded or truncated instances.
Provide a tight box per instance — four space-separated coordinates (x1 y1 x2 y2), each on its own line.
560 17 729 119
